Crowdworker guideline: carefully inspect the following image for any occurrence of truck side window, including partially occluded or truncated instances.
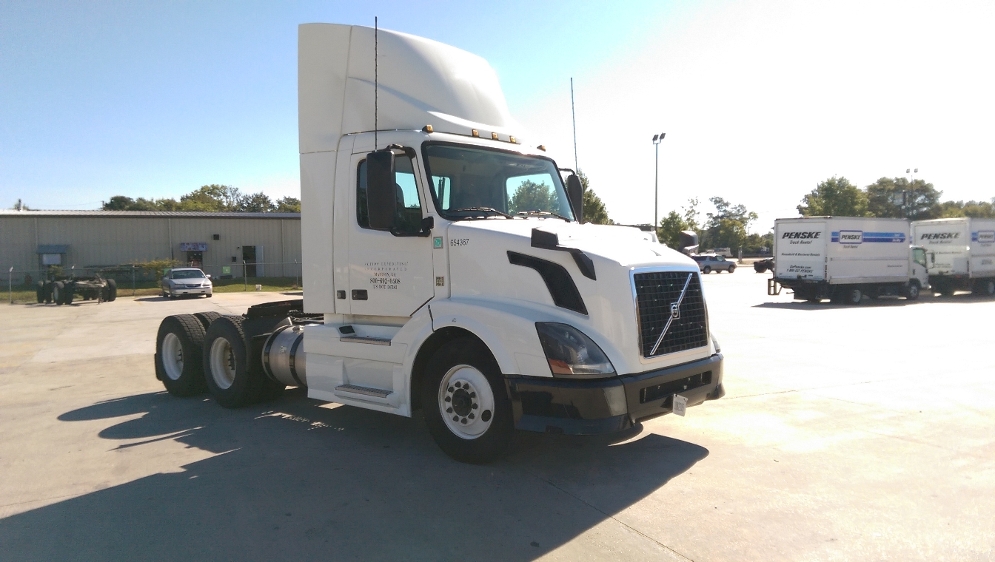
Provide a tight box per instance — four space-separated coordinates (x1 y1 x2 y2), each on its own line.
357 155 422 230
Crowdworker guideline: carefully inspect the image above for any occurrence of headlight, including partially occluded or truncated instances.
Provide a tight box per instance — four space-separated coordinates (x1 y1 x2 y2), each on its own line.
535 323 615 378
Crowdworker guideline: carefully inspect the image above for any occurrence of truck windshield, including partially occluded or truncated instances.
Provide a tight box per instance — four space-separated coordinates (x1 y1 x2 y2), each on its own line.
423 143 575 221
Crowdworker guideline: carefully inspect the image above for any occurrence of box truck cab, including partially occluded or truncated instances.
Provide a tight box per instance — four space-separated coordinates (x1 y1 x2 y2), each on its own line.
154 24 724 463
768 217 928 304
911 218 995 296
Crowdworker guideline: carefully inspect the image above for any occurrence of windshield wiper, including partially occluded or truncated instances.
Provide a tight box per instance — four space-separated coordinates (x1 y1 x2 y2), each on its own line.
449 207 513 219
515 210 571 221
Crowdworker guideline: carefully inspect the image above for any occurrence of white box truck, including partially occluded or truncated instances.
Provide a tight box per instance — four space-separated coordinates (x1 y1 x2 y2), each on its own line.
911 217 995 296
153 24 724 463
767 217 929 304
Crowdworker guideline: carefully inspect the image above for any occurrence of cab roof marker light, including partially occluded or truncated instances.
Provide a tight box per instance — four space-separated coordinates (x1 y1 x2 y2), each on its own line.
491 132 499 140
537 145 546 152
471 129 479 137
423 125 434 133
509 136 517 144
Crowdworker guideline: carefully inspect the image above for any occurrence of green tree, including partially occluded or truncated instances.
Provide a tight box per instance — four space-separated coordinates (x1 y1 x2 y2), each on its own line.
702 197 757 251
938 198 995 218
238 192 275 213
744 231 774 254
657 198 700 248
797 176 868 217
866 177 941 220
275 196 301 213
509 180 556 214
578 171 613 224
179 184 242 211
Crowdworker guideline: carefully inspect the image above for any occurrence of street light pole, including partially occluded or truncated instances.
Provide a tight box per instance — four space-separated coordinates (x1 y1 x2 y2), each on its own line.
905 167 918 218
652 132 666 231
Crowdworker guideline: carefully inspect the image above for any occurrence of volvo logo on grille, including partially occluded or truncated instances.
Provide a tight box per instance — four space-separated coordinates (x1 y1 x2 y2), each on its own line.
650 273 694 356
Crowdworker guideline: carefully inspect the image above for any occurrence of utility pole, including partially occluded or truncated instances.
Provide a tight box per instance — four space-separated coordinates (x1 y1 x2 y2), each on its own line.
570 78 579 172
652 133 666 231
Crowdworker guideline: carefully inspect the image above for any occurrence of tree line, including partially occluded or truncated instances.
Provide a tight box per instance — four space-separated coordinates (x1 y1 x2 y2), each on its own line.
798 176 994 221
654 175 994 256
102 184 301 213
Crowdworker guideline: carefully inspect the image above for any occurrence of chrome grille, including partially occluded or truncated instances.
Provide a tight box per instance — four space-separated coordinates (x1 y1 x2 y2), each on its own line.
633 271 708 357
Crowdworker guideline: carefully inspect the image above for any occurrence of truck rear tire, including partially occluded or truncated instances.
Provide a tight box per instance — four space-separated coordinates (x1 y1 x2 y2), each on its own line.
702 266 711 274
842 287 862 305
52 282 65 305
193 311 223 331
103 279 117 302
155 314 208 396
974 279 995 297
421 337 513 464
727 265 735 273
36 281 45 303
203 316 262 408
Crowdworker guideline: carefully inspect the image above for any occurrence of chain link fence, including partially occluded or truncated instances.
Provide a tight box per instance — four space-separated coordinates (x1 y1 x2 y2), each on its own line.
4 261 304 304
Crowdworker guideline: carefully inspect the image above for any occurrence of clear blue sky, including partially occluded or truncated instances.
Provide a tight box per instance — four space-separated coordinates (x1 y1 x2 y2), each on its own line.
3 1 994 230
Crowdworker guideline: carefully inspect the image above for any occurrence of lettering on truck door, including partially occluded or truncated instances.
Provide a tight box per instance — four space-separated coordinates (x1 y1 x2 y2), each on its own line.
347 150 435 317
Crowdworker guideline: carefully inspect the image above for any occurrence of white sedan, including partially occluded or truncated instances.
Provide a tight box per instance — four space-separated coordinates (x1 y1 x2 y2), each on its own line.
161 268 213 298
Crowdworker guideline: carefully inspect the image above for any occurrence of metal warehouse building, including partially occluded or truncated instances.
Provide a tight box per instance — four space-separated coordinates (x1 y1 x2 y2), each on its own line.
0 210 302 281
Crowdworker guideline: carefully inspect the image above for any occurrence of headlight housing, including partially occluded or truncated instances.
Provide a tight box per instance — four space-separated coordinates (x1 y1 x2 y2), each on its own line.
535 323 615 378
711 334 721 353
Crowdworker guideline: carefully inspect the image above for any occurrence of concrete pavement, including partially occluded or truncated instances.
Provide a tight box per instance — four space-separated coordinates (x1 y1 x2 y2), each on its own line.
0 278 992 561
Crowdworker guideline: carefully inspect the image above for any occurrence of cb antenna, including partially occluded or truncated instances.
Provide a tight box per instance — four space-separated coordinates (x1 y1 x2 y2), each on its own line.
374 17 378 150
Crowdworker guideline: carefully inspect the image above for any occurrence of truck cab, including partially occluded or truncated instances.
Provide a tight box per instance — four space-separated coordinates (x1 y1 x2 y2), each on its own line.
155 23 724 463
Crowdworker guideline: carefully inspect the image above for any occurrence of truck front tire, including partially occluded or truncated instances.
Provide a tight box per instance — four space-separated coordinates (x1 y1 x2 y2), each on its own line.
155 314 208 396
905 282 920 301
421 337 513 464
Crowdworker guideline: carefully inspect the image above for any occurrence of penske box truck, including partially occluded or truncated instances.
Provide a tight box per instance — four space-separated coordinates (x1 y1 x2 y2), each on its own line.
911 218 995 296
768 217 928 304
152 24 724 463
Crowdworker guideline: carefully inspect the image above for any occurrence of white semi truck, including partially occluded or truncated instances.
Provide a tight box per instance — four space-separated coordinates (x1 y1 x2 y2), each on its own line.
911 217 995 296
153 24 724 463
768 217 929 304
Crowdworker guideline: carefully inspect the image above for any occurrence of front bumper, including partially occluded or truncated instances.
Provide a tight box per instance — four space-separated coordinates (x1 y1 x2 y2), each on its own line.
506 353 724 435
169 285 213 296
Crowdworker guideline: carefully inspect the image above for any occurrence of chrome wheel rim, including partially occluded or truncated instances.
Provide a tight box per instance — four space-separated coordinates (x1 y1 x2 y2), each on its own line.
438 364 495 440
209 338 236 390
161 333 184 381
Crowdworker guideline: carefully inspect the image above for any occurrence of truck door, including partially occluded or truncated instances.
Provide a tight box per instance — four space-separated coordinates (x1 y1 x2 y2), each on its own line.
345 149 435 318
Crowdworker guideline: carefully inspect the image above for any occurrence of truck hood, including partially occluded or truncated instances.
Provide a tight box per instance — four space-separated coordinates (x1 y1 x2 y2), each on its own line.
447 218 695 269
444 218 708 376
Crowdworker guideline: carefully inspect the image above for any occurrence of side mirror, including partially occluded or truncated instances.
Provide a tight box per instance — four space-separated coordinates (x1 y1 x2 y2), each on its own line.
366 150 397 230
206 274 212 279
566 174 583 222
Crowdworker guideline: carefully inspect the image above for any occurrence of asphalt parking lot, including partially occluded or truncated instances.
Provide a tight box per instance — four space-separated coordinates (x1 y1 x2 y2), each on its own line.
1 273 993 561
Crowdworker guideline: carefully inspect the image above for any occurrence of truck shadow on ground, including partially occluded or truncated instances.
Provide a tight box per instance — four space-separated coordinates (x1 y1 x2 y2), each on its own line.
1 389 706 561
